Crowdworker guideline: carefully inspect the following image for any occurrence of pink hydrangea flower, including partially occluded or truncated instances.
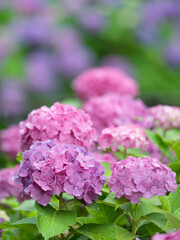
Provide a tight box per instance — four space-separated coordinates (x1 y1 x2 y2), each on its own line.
108 156 177 204
73 67 139 101
0 125 21 159
152 228 180 240
19 102 97 151
92 152 118 165
83 94 153 133
150 105 180 130
99 125 148 152
0 165 25 202
15 140 107 206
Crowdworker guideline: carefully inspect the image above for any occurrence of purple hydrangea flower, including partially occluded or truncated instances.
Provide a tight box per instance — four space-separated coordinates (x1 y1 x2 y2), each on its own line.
108 156 177 204
15 140 107 206
152 228 180 240
0 80 26 117
0 125 20 159
99 125 148 152
19 102 97 151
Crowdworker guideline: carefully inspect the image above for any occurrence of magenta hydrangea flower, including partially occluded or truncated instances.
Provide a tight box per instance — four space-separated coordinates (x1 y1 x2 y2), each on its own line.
0 125 20 159
108 156 177 204
72 67 139 101
83 94 153 133
150 105 180 130
99 125 148 152
19 102 97 151
15 140 107 206
0 165 25 202
152 228 180 240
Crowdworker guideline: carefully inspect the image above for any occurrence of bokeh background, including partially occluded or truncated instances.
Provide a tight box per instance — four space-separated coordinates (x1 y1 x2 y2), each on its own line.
0 0 180 128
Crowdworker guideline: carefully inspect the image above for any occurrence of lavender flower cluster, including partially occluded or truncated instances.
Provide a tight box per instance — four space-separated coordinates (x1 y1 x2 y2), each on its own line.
108 156 177 204
15 140 107 206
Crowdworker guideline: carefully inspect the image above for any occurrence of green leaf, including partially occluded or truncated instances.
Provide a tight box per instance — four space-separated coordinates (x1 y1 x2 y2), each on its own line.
101 193 130 210
35 202 76 240
0 217 37 230
171 142 180 161
145 130 175 162
141 213 168 232
14 199 35 212
16 152 23 163
77 223 137 240
168 162 180 176
101 162 112 177
85 203 116 224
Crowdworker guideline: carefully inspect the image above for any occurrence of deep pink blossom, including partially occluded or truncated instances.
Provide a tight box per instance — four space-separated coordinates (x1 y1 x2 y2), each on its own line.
99 125 148 152
83 94 153 133
0 165 25 202
15 140 107 206
19 102 97 151
152 228 180 240
108 156 177 204
73 67 139 101
150 105 180 130
0 125 20 159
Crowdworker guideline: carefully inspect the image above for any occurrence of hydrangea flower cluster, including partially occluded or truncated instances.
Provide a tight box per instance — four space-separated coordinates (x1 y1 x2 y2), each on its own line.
108 156 177 204
99 125 148 152
15 140 107 206
92 152 118 165
0 125 20 159
150 105 180 130
73 67 139 101
152 228 180 240
0 165 24 202
83 94 153 133
19 102 97 151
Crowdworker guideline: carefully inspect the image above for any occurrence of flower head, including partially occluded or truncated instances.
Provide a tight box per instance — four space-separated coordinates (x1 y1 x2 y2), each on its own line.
73 67 139 101
0 165 25 202
99 125 148 152
152 228 180 240
0 125 20 159
19 102 97 151
108 156 177 204
15 140 107 206
150 105 180 130
83 94 152 133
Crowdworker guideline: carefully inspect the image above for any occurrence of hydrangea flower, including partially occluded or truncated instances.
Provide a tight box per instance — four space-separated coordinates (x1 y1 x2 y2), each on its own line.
150 105 180 130
152 228 180 240
15 140 107 206
83 94 153 133
108 156 177 204
0 125 20 159
73 67 139 101
99 125 148 152
0 165 25 202
92 152 118 165
19 102 97 151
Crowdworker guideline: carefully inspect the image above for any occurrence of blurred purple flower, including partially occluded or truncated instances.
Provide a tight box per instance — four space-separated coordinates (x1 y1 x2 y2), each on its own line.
13 17 52 46
164 38 180 67
26 52 56 92
0 80 26 117
101 55 134 76
78 8 105 33
14 0 44 14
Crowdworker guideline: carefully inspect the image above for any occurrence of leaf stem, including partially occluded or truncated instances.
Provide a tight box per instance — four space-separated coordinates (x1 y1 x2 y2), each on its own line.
59 193 63 211
123 149 127 159
132 203 138 234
